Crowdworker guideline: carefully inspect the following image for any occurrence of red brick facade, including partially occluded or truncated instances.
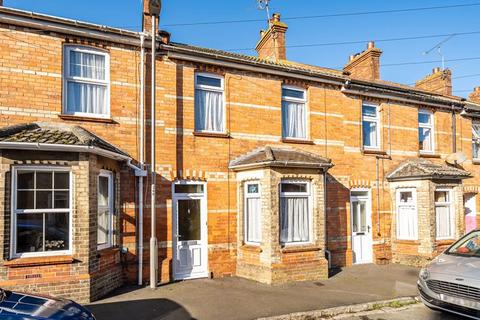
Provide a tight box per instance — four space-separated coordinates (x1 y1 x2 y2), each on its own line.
1 4 480 302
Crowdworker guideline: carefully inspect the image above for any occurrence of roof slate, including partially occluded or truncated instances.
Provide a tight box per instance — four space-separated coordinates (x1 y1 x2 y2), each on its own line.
387 158 471 181
229 146 332 171
0 122 130 158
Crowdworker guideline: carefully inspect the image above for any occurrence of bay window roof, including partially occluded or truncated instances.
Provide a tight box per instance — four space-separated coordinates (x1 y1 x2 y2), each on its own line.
0 122 130 161
387 158 471 181
229 146 333 171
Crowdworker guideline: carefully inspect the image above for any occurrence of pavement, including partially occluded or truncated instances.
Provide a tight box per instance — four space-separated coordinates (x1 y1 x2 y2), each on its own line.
87 264 420 320
338 303 465 320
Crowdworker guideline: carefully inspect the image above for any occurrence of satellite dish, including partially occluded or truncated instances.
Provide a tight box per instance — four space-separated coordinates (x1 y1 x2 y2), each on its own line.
149 0 162 16
446 152 467 165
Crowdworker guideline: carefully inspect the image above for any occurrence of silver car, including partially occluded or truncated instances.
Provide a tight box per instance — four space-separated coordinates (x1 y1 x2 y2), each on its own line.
418 229 480 319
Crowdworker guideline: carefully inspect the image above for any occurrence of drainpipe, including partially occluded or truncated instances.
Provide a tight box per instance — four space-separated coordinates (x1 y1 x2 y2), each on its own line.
324 172 331 269
150 14 158 289
452 105 457 153
138 33 146 286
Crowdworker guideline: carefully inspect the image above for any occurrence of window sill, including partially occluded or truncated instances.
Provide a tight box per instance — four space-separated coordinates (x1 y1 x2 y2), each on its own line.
281 138 314 145
281 245 321 253
472 159 480 165
59 114 115 124
395 239 420 245
362 149 387 156
3 255 75 268
419 152 441 159
193 131 230 139
241 244 262 253
436 239 455 245
97 246 119 257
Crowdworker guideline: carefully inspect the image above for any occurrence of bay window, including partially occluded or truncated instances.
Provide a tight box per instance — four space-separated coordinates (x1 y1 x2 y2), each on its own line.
282 86 307 140
362 104 380 149
280 180 311 244
435 189 454 239
419 109 434 153
472 122 480 159
194 73 225 133
12 167 71 257
244 182 261 244
63 46 110 118
396 189 418 240
98 170 115 250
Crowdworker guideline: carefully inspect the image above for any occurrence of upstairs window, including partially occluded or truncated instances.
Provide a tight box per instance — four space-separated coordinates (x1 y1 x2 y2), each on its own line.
282 86 307 140
472 122 480 159
435 189 454 240
194 73 225 133
244 182 261 244
279 181 311 244
63 46 110 118
396 189 418 240
362 104 380 149
12 168 71 258
419 109 434 153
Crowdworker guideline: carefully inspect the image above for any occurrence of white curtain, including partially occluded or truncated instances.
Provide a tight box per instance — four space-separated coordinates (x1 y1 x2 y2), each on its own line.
436 206 452 238
420 128 432 151
195 89 224 132
398 205 416 239
363 121 377 147
280 197 309 243
97 208 108 245
246 197 261 242
67 82 107 115
70 51 105 80
282 101 306 139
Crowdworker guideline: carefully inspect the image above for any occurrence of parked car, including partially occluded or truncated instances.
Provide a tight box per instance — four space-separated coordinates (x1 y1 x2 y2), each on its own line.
418 229 480 319
0 288 95 319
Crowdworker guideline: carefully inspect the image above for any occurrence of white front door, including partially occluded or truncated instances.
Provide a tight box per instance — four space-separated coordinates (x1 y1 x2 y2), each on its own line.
351 191 373 264
464 194 477 234
172 182 208 280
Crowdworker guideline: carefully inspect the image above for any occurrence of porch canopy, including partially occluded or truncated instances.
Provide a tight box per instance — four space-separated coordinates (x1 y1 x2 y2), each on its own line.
0 122 131 161
386 158 471 182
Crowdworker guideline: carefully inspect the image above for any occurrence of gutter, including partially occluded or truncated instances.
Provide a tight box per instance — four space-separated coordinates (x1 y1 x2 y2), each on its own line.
0 7 144 47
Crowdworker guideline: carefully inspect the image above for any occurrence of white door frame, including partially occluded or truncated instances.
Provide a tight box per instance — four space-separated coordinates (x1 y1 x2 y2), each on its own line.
172 181 208 280
350 189 373 264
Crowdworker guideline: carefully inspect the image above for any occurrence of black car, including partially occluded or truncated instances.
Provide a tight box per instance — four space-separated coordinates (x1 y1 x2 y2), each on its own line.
0 288 95 319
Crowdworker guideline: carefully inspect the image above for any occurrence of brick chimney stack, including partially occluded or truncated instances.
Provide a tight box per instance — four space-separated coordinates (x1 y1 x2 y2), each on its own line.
255 13 288 61
415 67 452 96
343 41 382 81
469 87 480 103
142 0 158 33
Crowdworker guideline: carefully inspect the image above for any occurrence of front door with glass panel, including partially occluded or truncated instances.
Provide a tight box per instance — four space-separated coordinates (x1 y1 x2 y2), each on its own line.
464 194 477 234
172 183 208 280
350 191 373 264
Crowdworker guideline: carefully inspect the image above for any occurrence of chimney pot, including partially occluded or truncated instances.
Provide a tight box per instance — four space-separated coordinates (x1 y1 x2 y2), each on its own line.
432 67 441 74
349 54 355 62
475 86 480 92
367 41 375 49
272 13 281 22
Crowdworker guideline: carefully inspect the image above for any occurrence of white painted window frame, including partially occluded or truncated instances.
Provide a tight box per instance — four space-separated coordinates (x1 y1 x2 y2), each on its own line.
418 108 435 154
281 85 309 140
472 121 480 160
435 188 455 240
10 166 73 259
97 170 115 250
361 103 381 150
396 188 418 241
194 72 226 134
63 45 111 119
279 179 313 246
244 181 261 245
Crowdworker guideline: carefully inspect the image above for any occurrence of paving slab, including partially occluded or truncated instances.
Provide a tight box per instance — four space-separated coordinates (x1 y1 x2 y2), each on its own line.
87 264 420 320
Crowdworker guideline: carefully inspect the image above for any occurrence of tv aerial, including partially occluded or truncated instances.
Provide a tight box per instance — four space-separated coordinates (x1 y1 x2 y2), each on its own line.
257 0 271 25
423 34 456 71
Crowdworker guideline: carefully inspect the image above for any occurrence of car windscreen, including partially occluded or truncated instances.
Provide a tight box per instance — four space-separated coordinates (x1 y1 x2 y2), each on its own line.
446 230 480 257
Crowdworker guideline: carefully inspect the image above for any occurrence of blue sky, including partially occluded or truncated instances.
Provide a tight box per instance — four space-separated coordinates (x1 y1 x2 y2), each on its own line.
5 0 480 97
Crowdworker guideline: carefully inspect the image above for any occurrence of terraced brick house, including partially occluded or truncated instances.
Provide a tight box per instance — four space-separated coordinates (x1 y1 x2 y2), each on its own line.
1 1 480 302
